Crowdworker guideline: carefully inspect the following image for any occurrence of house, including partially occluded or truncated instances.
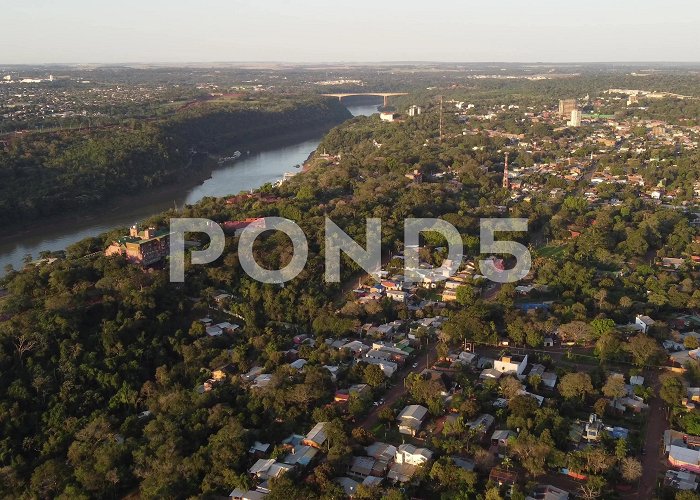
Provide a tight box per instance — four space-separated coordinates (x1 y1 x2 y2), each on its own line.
662 257 686 269
491 429 516 447
441 289 458 302
280 435 318 467
479 368 503 381
289 359 307 371
248 441 271 456
584 414 604 442
229 488 268 500
340 340 370 356
347 455 387 479
380 112 399 122
635 314 655 334
206 325 223 337
386 289 407 303
468 414 495 437
630 375 645 386
669 446 700 473
335 477 359 497
303 422 329 449
387 444 433 483
665 469 700 491
526 484 569 500
541 372 558 389
222 217 266 237
397 404 428 436
543 337 555 347
489 467 519 487
366 442 398 464
364 358 398 377
251 374 273 389
456 351 478 366
494 353 529 378
248 459 293 480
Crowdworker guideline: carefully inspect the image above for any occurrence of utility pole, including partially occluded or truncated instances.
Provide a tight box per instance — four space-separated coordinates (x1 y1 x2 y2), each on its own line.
439 95 444 143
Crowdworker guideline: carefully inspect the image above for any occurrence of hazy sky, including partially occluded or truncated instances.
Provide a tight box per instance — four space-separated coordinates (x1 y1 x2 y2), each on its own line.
2 0 699 63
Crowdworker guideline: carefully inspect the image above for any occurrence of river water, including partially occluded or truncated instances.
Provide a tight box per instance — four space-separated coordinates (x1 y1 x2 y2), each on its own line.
0 103 380 272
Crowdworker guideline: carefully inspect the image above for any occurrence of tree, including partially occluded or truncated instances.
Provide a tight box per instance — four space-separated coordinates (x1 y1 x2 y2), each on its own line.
429 457 477 493
500 376 524 400
590 318 615 338
602 374 626 399
660 375 685 407
593 398 609 417
685 336 700 350
626 334 662 367
615 438 628 460
578 475 606 499
620 456 642 483
595 332 621 362
559 372 594 401
510 430 552 476
456 285 477 306
676 491 700 500
485 487 504 500
363 364 386 388
558 321 594 344
378 406 394 425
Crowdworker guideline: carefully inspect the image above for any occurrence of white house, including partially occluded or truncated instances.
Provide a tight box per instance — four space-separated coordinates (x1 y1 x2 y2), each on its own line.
395 443 432 465
397 404 428 436
386 290 407 303
494 353 529 378
635 315 655 333
364 357 398 377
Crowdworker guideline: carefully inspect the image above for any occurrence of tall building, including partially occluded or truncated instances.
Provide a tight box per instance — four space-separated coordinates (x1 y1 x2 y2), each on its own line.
407 105 422 117
558 99 577 117
567 109 582 127
502 152 510 189
105 225 170 266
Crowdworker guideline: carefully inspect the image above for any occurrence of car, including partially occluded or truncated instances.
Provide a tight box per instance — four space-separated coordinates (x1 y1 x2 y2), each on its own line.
373 401 380 406
641 447 646 456
379 398 385 405
412 363 418 368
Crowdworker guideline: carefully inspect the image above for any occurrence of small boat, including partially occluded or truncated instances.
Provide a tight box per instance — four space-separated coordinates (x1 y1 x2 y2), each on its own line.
218 151 242 165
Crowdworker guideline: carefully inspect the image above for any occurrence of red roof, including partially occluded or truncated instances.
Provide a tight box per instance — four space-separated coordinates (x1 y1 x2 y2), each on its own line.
221 218 264 231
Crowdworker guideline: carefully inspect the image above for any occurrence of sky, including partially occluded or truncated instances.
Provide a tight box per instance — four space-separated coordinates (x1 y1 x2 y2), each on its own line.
1 0 699 64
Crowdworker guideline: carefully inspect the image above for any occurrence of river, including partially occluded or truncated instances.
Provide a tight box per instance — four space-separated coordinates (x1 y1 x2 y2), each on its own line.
0 102 380 272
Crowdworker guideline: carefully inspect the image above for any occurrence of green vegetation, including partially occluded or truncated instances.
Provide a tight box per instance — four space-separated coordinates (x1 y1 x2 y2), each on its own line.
0 95 350 226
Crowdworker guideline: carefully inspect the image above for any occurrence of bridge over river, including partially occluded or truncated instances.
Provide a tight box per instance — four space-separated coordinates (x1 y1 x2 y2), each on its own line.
322 92 408 107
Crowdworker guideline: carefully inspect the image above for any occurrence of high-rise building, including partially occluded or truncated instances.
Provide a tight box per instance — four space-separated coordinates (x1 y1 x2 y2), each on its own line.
567 109 582 127
558 99 577 117
407 105 422 117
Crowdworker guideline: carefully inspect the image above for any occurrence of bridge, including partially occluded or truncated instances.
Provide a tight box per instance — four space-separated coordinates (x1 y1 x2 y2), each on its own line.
321 92 409 107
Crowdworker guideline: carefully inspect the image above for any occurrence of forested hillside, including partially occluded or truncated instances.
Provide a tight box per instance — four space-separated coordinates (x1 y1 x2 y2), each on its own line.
0 96 351 226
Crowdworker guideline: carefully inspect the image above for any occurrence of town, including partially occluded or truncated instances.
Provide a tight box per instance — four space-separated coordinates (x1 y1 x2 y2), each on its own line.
1 54 700 500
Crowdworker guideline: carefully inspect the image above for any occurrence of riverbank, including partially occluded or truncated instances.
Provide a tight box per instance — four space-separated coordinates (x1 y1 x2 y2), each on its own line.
0 102 379 272
0 122 341 248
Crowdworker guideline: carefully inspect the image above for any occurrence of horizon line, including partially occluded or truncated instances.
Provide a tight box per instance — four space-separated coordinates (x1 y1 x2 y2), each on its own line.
2 60 700 67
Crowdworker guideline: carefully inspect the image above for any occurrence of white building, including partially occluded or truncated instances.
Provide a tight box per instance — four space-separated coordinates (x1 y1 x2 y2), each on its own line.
397 404 428 436
494 353 529 378
635 315 655 333
567 109 582 127
408 105 422 117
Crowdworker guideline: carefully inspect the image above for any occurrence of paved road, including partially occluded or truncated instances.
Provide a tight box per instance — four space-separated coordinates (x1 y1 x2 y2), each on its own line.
627 371 667 499
360 343 438 430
